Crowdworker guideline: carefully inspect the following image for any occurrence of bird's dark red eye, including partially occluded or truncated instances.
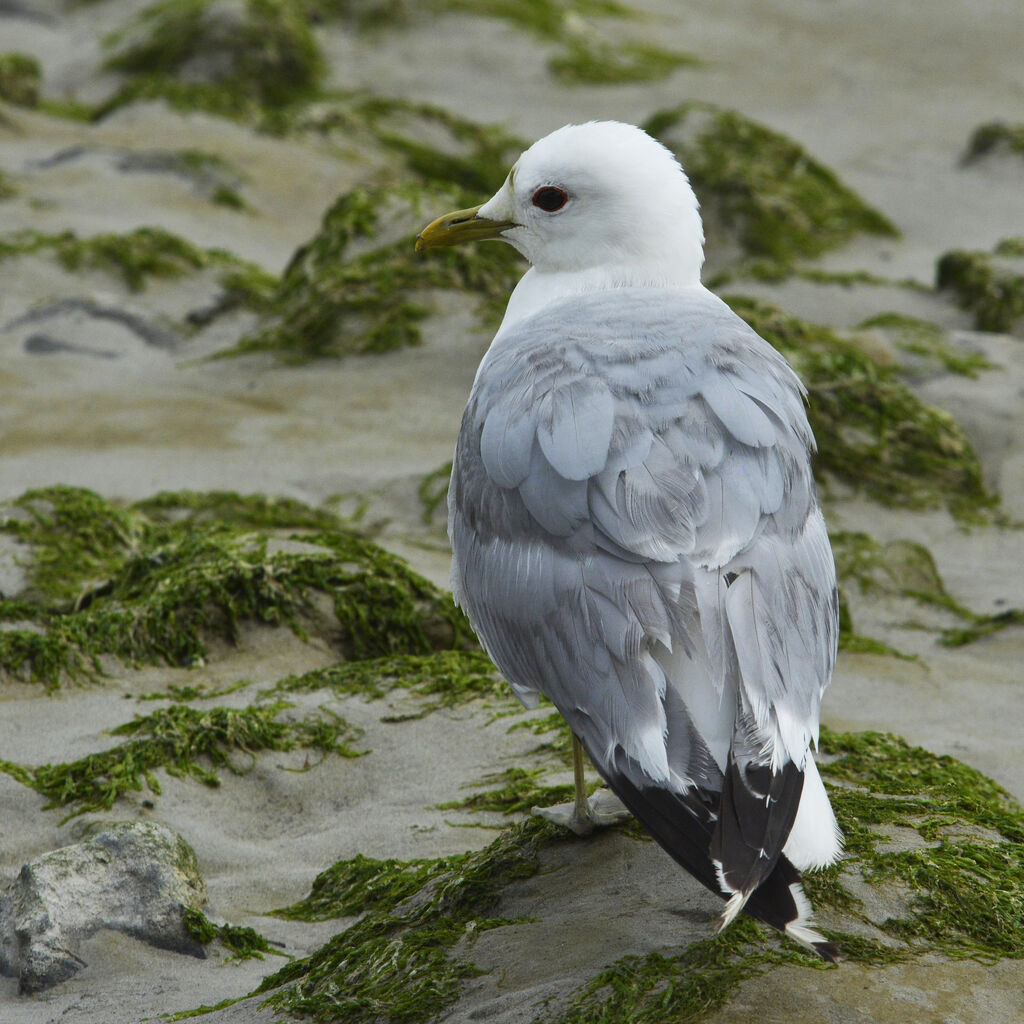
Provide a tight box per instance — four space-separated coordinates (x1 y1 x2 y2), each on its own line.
532 186 568 212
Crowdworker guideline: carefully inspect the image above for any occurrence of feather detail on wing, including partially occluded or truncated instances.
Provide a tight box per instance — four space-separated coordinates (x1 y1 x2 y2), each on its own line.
449 286 842 951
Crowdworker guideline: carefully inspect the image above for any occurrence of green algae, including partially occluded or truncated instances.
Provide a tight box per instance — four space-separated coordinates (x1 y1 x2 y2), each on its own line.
0 169 16 201
234 183 523 360
268 651 502 712
546 729 1024 1024
726 297 996 519
418 461 453 525
962 121 1024 164
549 37 696 85
0 226 272 299
273 852 455 922
184 908 290 962
259 818 565 1023
644 103 898 268
0 488 473 688
936 237 1024 333
828 531 1024 652
134 490 343 532
0 52 40 107
438 765 578 816
202 728 1023 1024
438 0 631 38
858 312 994 378
294 96 527 197
0 700 361 822
102 0 323 118
813 727 1024 960
546 919 828 1024
437 0 694 85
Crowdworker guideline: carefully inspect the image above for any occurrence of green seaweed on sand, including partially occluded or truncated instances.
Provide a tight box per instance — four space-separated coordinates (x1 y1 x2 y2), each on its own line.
0 488 474 688
546 729 1024 1023
267 650 505 712
259 818 565 1022
962 121 1024 164
232 183 524 360
936 237 1024 334
0 52 40 107
549 37 696 85
644 103 898 269
100 0 323 119
0 701 361 822
295 97 527 198
858 312 993 378
829 530 1024 648
437 0 695 85
236 728 1023 1023
0 226 276 301
184 908 291 962
726 297 996 519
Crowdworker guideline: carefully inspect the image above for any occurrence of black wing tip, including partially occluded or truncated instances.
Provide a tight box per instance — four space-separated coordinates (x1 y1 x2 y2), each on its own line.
812 939 843 963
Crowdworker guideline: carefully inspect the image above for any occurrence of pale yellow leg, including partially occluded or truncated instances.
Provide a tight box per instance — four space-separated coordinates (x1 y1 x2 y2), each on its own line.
532 732 631 836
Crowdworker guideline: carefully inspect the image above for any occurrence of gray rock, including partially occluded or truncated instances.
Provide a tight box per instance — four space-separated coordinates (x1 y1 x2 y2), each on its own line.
0 822 208 994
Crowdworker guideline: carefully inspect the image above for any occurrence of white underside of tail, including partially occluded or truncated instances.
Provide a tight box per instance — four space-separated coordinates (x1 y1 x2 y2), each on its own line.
783 881 830 952
783 754 843 871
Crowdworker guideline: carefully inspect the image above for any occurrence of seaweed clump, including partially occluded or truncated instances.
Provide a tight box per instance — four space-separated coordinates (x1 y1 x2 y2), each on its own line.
269 650 507 712
184 908 290 962
936 237 1024 333
831 530 1024 649
241 728 1024 1023
546 728 1024 1023
437 0 695 86
0 700 361 822
962 121 1024 164
259 819 565 1023
100 0 324 120
0 226 275 300
644 103 897 269
0 487 474 688
726 297 996 519
233 183 523 360
0 52 40 107
858 312 993 378
811 727 1024 959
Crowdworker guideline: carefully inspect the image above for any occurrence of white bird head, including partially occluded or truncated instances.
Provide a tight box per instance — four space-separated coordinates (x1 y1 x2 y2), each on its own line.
417 121 705 287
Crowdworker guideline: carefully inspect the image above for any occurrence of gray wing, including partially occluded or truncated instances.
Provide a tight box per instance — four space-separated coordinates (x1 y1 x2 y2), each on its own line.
449 286 838 910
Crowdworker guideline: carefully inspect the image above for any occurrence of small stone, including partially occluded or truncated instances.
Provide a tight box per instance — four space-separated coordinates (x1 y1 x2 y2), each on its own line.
0 821 208 994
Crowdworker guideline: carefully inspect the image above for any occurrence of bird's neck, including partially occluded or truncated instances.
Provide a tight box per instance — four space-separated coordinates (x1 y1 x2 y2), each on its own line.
495 263 706 341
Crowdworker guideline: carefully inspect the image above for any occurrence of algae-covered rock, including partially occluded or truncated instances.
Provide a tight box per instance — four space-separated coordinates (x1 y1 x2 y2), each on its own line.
645 103 897 267
0 487 474 687
0 52 40 107
0 822 207 993
936 237 1024 334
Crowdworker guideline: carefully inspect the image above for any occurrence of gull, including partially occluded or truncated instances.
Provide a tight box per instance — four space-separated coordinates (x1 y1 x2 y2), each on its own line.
416 121 843 959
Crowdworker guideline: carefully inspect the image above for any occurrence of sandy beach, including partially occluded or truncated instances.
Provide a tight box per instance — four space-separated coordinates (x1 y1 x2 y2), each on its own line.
1 1 1023 1021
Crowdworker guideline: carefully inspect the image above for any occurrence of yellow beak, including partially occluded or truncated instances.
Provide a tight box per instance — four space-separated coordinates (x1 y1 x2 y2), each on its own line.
415 204 517 251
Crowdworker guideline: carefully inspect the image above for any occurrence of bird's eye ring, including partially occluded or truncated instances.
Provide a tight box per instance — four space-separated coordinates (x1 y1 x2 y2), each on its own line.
532 186 568 212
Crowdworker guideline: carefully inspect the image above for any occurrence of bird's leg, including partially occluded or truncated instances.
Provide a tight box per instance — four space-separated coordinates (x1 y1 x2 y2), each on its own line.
532 733 631 836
